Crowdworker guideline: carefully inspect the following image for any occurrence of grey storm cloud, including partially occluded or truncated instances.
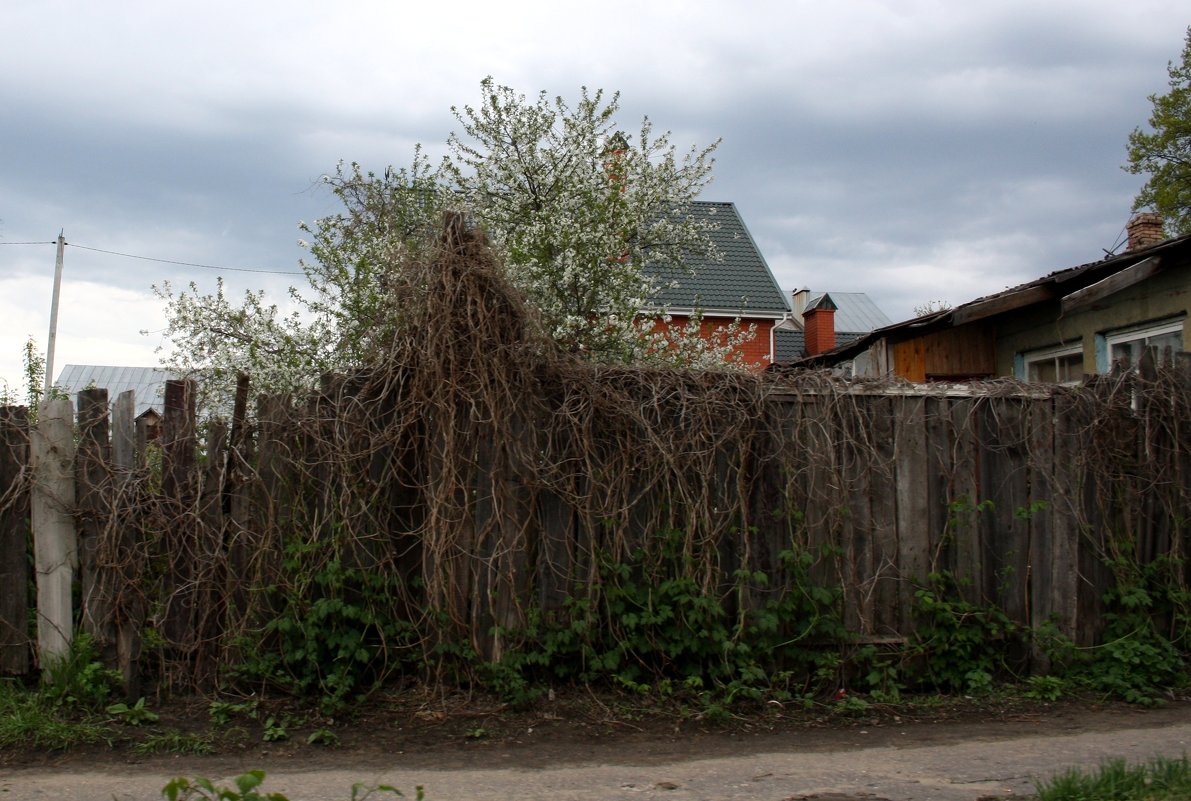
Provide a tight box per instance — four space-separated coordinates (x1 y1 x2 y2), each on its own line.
0 0 1187 389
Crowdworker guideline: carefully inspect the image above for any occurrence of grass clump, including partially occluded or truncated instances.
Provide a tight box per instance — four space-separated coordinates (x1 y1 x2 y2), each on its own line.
133 729 216 755
1035 755 1191 800
0 679 109 750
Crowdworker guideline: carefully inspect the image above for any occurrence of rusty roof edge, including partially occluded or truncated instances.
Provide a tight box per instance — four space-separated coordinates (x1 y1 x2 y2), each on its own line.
782 231 1191 368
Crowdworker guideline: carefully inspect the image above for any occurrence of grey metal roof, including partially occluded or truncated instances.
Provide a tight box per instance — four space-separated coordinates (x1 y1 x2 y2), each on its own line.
799 292 893 333
645 202 790 315
774 329 865 363
54 365 179 418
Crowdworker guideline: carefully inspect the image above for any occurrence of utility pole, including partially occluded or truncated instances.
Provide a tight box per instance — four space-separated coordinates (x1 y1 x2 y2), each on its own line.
44 231 65 402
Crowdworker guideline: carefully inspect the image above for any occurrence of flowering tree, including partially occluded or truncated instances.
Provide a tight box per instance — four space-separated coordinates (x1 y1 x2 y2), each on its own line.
155 79 733 396
444 78 721 361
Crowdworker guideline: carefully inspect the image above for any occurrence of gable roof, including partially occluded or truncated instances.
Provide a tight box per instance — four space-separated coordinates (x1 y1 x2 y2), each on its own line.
55 365 178 418
645 201 790 316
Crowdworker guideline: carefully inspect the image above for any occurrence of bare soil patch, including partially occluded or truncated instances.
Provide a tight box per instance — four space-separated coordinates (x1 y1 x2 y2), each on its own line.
5 688 1189 777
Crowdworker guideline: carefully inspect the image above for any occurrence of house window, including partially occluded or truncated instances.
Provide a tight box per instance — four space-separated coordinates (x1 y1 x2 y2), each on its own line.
1021 344 1083 384
1105 318 1184 372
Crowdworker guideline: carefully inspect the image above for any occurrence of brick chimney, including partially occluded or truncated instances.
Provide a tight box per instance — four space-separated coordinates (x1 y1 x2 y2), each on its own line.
803 293 837 357
1126 212 1165 251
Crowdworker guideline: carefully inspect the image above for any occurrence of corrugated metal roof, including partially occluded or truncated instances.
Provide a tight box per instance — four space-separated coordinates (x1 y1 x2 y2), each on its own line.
54 365 178 418
645 202 790 315
799 292 893 333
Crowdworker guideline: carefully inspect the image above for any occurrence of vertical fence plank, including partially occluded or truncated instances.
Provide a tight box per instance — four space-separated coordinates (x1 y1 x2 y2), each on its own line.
948 397 982 602
109 390 143 698
77 388 116 664
1049 391 1087 645
978 398 1030 620
924 396 954 573
194 421 227 688
868 395 900 635
161 379 197 658
249 395 289 629
31 398 77 666
224 373 253 627
0 407 30 674
492 414 532 653
839 395 874 634
893 395 930 635
470 429 496 660
111 391 136 472
1026 394 1056 669
1081 382 1120 648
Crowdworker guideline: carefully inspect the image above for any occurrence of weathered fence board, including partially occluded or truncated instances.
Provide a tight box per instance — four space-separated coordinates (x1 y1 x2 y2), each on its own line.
112 391 136 471
947 398 982 603
924 396 953 573
161 380 198 654
195 420 227 686
77 388 116 662
867 395 900 636
108 391 143 697
840 396 875 634
893 395 930 635
0 407 29 674
1026 397 1057 664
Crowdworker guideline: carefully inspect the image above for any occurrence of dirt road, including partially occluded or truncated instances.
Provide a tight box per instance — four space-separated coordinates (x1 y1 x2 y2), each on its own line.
3 703 1190 800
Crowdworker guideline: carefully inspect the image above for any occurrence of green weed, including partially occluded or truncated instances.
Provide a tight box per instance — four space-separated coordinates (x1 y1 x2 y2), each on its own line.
910 571 1023 693
133 730 215 755
483 531 845 710
106 697 159 726
162 770 418 801
306 727 339 746
0 680 109 750
1024 675 1067 702
1035 755 1191 801
1065 556 1189 705
209 699 259 726
40 634 122 709
233 551 418 714
261 716 288 742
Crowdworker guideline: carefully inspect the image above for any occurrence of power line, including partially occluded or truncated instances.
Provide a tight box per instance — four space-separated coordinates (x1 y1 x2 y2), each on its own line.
2 238 305 275
66 242 304 275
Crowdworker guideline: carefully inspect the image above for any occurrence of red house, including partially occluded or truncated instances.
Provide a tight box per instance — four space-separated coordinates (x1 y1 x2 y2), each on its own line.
643 201 791 369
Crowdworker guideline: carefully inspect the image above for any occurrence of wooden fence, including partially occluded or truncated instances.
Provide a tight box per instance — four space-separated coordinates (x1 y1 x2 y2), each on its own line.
1 366 1188 690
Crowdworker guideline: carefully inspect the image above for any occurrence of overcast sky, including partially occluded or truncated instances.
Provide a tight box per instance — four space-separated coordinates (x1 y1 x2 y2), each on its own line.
2 1 1187 397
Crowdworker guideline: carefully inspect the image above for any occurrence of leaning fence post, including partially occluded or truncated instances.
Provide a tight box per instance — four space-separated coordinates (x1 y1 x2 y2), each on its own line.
30 397 77 667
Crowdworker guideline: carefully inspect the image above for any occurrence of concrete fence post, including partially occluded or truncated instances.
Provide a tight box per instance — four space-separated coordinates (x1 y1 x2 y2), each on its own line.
30 398 77 667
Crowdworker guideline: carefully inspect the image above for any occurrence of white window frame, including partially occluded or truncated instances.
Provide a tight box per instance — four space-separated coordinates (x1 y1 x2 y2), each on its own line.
1102 318 1184 373
1019 343 1083 385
